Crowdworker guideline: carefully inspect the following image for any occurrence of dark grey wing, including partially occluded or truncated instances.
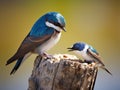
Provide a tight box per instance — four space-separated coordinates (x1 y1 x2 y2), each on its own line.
6 34 53 65
87 48 105 66
87 48 112 75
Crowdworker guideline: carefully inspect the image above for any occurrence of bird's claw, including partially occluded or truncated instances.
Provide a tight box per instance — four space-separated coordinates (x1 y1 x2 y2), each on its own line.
84 60 93 64
42 53 55 59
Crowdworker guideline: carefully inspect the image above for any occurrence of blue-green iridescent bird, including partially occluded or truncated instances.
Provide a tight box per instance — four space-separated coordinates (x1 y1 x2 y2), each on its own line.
6 12 66 75
68 42 112 75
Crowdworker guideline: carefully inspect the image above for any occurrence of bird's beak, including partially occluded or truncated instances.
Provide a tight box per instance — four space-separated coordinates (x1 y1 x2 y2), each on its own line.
67 47 74 51
62 27 66 32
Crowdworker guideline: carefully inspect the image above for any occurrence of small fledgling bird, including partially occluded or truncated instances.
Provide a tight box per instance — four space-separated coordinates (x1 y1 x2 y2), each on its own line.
6 12 66 75
68 42 112 75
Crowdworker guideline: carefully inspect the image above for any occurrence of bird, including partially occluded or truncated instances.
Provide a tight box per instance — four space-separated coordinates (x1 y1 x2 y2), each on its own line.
67 42 112 75
6 12 66 75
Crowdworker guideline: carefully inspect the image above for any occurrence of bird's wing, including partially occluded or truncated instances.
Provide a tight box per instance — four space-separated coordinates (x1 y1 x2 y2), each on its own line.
87 48 105 66
6 33 54 65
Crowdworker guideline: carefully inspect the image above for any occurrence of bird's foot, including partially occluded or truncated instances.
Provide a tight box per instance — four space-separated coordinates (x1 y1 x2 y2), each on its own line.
84 60 93 64
41 52 54 59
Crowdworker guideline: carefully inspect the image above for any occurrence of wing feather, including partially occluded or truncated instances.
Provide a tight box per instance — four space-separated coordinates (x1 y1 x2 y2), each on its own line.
87 48 105 66
87 48 112 75
6 33 53 65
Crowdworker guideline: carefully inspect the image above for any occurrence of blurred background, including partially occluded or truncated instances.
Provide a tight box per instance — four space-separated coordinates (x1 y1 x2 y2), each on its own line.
0 0 120 90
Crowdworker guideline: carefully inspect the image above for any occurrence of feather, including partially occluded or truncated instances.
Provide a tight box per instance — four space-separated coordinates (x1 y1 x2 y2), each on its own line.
87 48 105 66
10 57 23 75
101 66 112 75
87 48 112 75
6 33 53 65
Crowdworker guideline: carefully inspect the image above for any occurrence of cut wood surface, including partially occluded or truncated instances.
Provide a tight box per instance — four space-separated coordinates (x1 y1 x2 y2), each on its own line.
28 54 98 90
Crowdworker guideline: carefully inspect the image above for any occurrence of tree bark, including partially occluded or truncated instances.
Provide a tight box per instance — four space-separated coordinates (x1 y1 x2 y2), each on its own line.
28 54 98 90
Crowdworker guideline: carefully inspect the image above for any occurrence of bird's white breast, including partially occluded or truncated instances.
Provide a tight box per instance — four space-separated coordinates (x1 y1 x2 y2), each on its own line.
34 32 61 54
74 45 93 61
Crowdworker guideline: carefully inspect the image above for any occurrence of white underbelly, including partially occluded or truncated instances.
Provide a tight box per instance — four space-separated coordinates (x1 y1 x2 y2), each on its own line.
74 51 93 61
34 33 61 54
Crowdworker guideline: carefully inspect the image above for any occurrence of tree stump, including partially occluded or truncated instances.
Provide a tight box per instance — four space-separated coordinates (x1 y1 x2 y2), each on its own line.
28 54 98 90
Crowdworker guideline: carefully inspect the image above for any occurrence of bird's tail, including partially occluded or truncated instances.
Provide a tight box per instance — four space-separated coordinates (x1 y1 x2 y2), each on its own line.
10 57 23 75
101 66 112 75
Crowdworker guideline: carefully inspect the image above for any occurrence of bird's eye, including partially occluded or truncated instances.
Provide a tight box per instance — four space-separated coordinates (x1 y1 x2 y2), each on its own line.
54 22 61 27
54 22 64 29
48 20 63 29
74 44 80 50
45 18 48 22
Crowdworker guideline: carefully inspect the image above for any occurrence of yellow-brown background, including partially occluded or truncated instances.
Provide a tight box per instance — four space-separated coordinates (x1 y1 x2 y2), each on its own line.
0 0 120 90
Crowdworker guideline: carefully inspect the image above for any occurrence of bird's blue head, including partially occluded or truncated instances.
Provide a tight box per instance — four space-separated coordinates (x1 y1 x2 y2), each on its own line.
68 42 85 51
30 12 66 37
44 12 66 32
